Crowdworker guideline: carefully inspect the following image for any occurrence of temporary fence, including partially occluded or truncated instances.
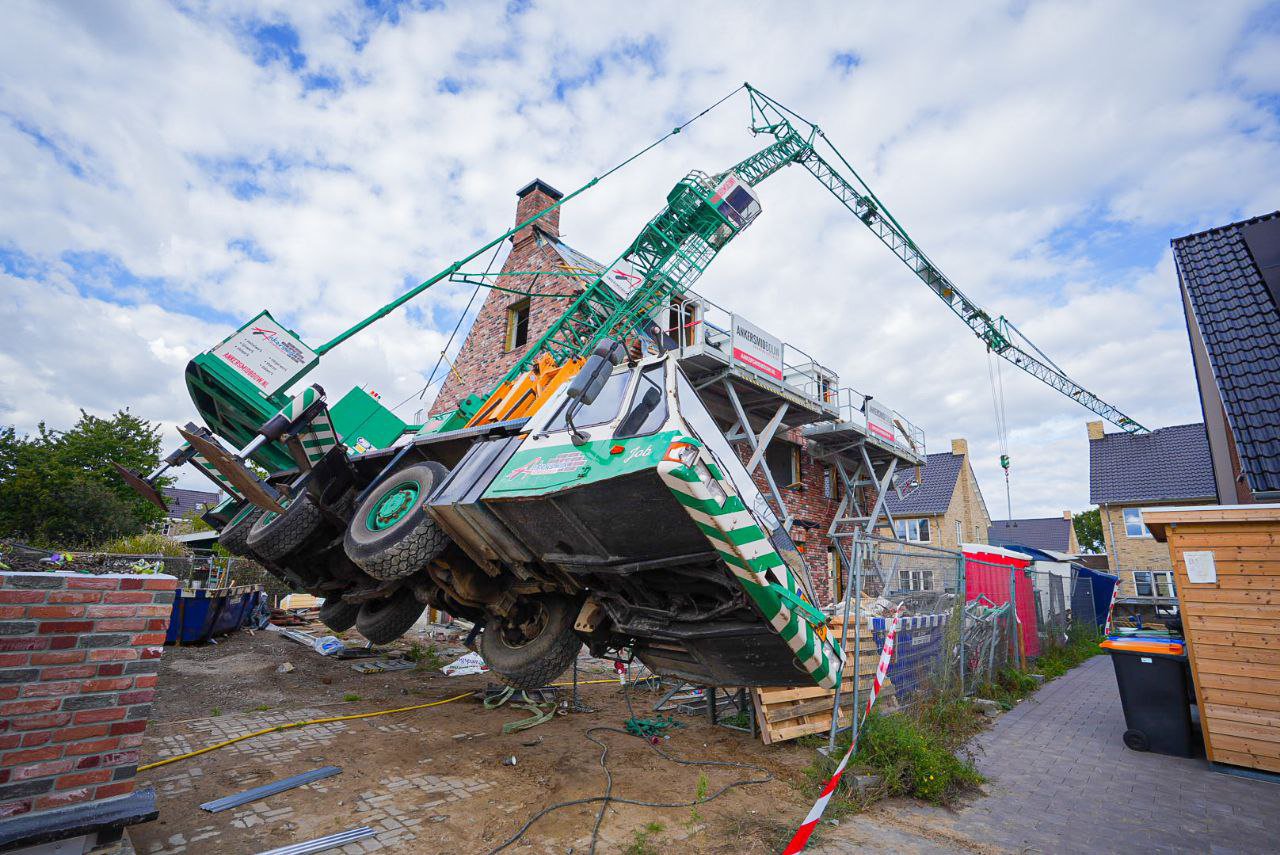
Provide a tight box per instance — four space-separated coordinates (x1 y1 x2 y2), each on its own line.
821 532 1103 751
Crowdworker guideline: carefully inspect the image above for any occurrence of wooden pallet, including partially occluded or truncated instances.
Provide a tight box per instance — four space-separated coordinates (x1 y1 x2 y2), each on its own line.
752 608 897 744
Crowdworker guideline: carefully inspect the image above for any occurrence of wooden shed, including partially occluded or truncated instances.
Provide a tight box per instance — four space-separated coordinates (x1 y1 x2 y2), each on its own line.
1143 504 1280 775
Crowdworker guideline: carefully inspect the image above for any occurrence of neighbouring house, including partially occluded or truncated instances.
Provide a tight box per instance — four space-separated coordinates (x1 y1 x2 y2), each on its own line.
1087 420 1217 607
881 438 991 553
988 512 1080 554
428 179 925 608
1172 211 1280 504
157 486 220 537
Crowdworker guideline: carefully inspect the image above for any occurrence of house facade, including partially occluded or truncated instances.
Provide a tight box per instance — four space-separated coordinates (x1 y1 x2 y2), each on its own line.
988 512 1079 554
1172 211 1280 504
157 487 220 537
428 179 925 608
1087 420 1216 602
881 439 991 552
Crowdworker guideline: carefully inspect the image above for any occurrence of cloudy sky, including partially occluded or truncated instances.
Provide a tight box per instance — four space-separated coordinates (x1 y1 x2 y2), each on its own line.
2 0 1277 517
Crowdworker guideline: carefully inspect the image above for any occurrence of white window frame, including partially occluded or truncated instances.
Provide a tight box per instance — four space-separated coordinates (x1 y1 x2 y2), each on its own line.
1133 570 1175 598
1123 508 1151 539
894 518 931 543
899 569 935 591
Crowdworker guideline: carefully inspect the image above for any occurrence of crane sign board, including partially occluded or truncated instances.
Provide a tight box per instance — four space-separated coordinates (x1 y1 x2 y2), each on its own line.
865 399 896 444
730 315 784 381
208 310 319 397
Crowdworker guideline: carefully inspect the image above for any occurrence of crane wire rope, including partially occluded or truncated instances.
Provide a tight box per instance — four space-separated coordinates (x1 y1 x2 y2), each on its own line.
987 349 1012 520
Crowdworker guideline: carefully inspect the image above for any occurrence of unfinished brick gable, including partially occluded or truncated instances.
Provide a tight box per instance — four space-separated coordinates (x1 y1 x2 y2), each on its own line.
430 180 582 416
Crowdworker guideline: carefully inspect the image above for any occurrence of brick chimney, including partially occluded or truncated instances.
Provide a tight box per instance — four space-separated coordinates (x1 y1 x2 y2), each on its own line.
1087 420 1105 441
1063 510 1073 520
513 178 563 248
951 438 968 456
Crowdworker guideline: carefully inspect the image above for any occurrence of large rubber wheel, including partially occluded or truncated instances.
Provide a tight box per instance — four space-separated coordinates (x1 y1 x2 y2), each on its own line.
218 505 262 558
479 596 581 690
344 461 450 581
356 588 426 644
319 596 361 633
246 493 323 563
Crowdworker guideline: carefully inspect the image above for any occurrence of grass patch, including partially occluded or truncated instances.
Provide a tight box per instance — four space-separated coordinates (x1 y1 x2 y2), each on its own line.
624 821 666 855
210 707 222 717
1034 623 1103 679
404 642 445 670
342 693 360 703
803 693 985 820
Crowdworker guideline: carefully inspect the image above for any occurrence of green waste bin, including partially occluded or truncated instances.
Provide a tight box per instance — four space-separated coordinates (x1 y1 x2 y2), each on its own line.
1101 635 1197 758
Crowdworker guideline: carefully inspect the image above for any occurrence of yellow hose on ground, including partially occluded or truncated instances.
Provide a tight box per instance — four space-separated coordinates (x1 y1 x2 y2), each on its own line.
137 679 620 772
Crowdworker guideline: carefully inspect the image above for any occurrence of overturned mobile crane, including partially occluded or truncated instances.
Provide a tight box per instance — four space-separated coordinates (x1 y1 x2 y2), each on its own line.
121 86 1140 690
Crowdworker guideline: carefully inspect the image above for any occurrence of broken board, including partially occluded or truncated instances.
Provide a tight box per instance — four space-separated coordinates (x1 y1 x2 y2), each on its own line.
752 609 897 745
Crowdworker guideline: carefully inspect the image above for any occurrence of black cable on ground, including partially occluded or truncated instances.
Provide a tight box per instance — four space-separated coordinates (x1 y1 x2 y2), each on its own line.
486 673 773 854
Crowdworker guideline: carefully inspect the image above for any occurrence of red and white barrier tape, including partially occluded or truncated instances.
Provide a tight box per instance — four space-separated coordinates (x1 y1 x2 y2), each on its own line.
1103 583 1120 635
781 608 904 855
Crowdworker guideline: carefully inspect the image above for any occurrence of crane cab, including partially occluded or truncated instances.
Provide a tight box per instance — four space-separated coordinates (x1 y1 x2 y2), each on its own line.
711 173 762 230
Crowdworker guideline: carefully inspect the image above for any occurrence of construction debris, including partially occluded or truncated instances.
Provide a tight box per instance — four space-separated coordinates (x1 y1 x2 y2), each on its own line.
200 766 342 813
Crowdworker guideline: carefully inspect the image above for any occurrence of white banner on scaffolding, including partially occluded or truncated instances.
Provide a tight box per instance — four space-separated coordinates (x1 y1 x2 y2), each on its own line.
865 399 896 443
730 315 783 381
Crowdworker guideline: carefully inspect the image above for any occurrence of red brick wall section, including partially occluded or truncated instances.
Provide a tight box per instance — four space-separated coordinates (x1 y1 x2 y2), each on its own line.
431 187 584 417
0 571 176 821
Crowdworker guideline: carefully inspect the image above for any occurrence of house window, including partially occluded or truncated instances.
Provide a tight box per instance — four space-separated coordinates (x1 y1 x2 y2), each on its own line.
955 521 963 546
765 442 801 488
1133 571 1175 598
894 518 930 542
899 569 935 591
505 299 531 351
1123 508 1150 538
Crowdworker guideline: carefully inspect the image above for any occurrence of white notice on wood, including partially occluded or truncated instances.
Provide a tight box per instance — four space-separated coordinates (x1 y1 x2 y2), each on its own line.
1184 550 1217 584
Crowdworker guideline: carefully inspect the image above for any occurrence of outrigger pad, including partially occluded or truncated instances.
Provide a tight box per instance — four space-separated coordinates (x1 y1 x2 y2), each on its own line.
111 462 168 511
177 426 285 514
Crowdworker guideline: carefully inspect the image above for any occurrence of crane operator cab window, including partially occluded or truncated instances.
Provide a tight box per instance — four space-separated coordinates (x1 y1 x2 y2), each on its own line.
712 173 762 231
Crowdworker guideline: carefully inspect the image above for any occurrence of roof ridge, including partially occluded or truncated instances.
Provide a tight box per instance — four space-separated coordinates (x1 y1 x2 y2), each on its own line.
1171 210 1280 246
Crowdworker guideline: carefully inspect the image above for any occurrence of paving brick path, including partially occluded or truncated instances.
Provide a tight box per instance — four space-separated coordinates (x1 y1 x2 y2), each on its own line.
820 654 1280 854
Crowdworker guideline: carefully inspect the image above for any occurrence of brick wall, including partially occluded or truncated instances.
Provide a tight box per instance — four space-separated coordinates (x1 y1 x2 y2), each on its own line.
431 181 582 416
0 571 176 821
1099 502 1195 596
939 442 991 550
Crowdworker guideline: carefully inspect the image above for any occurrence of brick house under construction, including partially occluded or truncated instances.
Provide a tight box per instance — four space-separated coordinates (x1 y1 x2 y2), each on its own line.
431 180 929 607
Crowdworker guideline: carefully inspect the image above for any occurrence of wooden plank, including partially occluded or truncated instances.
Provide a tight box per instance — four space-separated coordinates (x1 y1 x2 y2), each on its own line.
1175 546 1280 563
1186 615 1280 638
1190 659 1280 680
1144 508 1280 524
1199 686 1280 713
1209 573 1280 588
1202 703 1280 728
1209 748 1280 774
1199 673 1280 697
1207 718 1280 747
1206 733 1280 761
1192 644 1280 666
1181 588 1280 605
1179 602 1280 619
1166 531 1280 547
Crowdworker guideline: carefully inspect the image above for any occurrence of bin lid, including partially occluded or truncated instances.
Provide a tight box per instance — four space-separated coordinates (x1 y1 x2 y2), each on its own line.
1100 636 1185 656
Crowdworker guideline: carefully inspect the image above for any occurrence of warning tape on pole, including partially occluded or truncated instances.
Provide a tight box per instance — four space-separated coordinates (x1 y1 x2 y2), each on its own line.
781 607 905 855
1103 583 1121 635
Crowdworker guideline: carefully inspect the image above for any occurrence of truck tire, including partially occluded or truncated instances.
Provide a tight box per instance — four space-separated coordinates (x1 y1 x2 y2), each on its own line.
479 596 581 690
218 505 262 558
344 461 450 581
319 596 361 633
356 588 426 644
246 493 323 563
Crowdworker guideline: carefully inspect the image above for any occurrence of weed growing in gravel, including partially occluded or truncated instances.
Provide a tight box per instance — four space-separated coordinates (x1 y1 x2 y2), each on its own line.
405 642 445 670
343 693 360 702
624 822 665 855
210 708 221 716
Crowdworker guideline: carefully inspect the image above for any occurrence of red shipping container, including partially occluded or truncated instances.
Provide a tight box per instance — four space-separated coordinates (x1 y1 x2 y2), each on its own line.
962 544 1040 658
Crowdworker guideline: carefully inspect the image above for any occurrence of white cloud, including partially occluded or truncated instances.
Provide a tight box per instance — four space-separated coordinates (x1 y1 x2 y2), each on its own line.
1 0 1277 514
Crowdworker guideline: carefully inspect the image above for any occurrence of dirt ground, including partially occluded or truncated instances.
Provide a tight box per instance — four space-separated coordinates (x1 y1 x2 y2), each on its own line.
131 619 827 854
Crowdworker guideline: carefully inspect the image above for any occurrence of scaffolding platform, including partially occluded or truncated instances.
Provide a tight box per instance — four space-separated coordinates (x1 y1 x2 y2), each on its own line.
803 389 926 471
664 291 839 432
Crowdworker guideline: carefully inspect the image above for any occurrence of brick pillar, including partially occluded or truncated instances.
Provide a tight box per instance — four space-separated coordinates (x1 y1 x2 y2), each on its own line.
0 571 175 831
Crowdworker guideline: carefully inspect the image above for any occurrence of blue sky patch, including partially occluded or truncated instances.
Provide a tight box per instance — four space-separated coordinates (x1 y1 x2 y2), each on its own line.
0 245 49 281
59 250 239 325
4 113 89 180
833 51 861 73
227 237 271 263
240 18 307 71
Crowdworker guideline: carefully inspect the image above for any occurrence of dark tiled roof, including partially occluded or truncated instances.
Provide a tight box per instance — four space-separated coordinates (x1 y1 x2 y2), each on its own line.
161 487 220 518
1088 423 1216 505
988 517 1073 553
884 452 963 517
1172 212 1280 495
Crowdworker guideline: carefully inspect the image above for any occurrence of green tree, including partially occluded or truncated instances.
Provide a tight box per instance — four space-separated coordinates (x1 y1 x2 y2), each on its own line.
0 410 167 548
1073 508 1104 553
